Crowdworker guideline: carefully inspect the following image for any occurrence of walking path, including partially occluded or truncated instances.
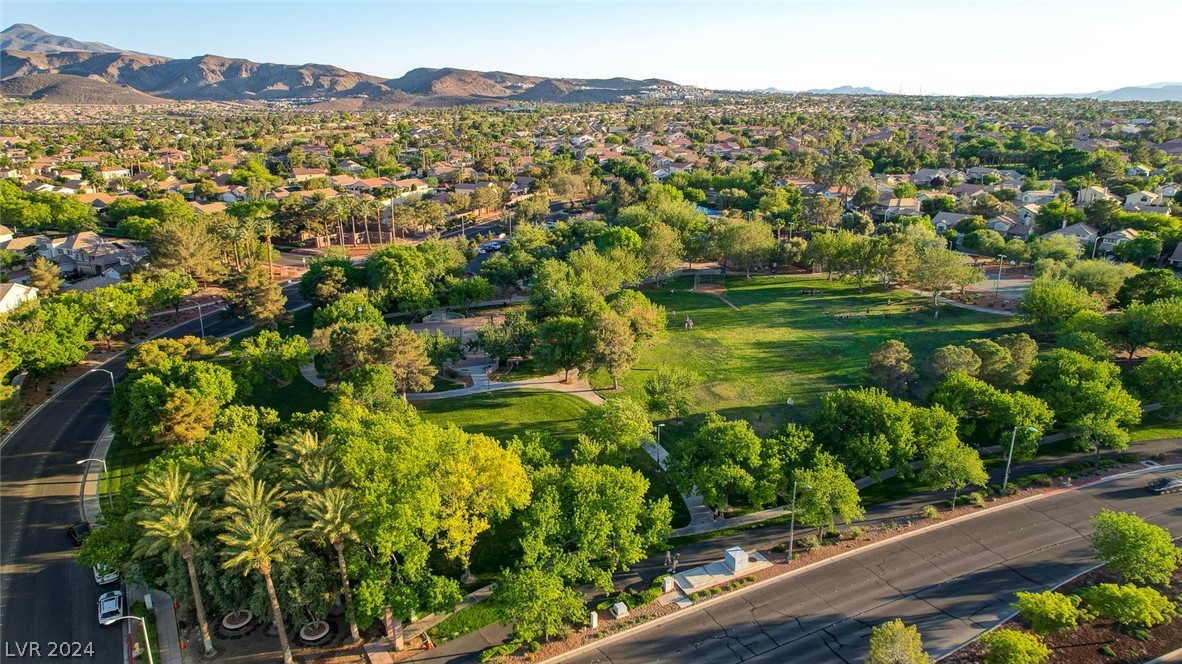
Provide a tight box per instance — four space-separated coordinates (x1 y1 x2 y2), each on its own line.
82 426 183 664
299 361 326 388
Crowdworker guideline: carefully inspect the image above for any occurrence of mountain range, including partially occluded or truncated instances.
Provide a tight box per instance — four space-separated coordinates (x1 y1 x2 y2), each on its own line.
3 23 1181 106
0 23 680 106
754 82 1182 102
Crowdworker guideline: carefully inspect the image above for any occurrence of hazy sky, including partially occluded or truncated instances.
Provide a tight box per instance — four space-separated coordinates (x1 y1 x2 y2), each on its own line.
5 1 1179 96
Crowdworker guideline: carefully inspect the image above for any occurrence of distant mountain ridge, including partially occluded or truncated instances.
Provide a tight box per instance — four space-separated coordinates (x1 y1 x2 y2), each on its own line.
0 23 681 106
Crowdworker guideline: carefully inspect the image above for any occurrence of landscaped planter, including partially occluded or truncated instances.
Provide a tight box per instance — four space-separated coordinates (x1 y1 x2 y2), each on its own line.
222 610 253 631
299 620 331 644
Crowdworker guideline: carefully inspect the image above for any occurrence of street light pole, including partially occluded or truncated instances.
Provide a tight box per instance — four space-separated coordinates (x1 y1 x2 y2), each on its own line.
654 423 666 466
995 254 1006 295
113 615 154 664
1002 425 1039 494
89 368 115 390
196 300 206 338
787 480 812 561
77 458 114 511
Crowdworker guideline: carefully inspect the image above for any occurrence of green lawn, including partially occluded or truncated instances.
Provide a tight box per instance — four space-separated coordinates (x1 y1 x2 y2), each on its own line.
1130 409 1182 443
241 376 331 419
415 389 591 452
414 389 690 527
102 434 163 511
592 276 1027 444
427 601 500 645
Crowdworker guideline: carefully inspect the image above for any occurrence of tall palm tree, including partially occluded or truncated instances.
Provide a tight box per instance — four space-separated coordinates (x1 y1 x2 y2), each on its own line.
218 506 299 664
301 487 362 642
136 493 217 656
256 212 278 279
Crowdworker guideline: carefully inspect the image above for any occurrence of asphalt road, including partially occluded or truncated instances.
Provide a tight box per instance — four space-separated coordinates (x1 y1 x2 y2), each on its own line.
0 285 303 662
558 468 1182 664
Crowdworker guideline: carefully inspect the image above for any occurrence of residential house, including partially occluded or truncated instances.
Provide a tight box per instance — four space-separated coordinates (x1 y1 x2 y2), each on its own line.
1168 243 1182 269
1076 186 1115 207
1018 190 1056 206
873 197 921 220
1156 183 1180 199
1124 191 1162 211
1017 204 1040 225
1125 165 1151 178
1098 228 1140 254
98 166 130 181
988 214 1036 240
290 167 328 183
0 282 37 314
1041 222 1099 245
0 224 12 246
911 168 964 187
931 212 973 233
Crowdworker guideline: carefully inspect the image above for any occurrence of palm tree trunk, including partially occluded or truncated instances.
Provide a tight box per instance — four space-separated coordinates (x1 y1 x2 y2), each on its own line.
262 567 294 664
183 550 216 655
334 542 360 642
266 235 275 280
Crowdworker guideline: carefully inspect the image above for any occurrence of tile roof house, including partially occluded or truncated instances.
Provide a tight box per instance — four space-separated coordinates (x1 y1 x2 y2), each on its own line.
1041 222 1099 245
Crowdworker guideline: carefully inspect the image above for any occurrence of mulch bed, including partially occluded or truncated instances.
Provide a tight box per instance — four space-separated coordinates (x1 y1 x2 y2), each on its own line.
945 567 1182 664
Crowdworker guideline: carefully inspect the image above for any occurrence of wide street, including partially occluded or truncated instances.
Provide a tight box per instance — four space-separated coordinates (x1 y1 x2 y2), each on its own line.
559 468 1182 664
0 285 303 662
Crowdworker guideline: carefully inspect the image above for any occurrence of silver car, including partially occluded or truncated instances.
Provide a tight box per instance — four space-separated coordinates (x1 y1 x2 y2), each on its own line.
97 590 124 626
1148 477 1182 495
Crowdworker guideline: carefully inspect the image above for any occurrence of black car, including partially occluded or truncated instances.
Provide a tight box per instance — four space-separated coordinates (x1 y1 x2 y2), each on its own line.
67 522 92 547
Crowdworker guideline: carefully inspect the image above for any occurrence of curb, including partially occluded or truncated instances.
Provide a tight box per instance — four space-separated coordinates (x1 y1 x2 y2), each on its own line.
543 463 1181 664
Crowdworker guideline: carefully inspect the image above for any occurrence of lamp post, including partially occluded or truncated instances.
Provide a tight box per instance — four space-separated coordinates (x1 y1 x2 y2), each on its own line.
89 368 115 390
995 254 1006 295
654 423 666 466
195 299 206 338
113 615 154 664
77 458 113 511
1002 425 1040 494
787 480 812 561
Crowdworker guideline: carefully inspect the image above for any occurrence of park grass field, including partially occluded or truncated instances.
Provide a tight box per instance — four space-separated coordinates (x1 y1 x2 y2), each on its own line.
591 275 1029 441
415 389 592 452
413 389 691 527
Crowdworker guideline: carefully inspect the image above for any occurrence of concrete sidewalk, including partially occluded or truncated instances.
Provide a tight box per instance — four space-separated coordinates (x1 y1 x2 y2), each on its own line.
83 429 184 664
79 426 114 524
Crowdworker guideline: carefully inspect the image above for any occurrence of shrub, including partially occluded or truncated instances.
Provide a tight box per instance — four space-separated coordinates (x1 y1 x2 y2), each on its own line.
968 491 988 508
1012 590 1090 635
479 642 519 663
850 526 867 540
1079 583 1179 628
1090 510 1182 585
922 505 942 521
1116 453 1138 464
978 629 1050 664
798 534 821 553
867 619 930 664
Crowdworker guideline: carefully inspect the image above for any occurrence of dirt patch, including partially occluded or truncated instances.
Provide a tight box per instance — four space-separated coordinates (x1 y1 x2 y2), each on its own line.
689 283 740 310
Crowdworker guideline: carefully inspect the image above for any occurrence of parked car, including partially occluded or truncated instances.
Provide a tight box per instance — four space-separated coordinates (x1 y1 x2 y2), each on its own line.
67 522 91 547
1148 477 1182 495
97 590 124 626
93 564 119 585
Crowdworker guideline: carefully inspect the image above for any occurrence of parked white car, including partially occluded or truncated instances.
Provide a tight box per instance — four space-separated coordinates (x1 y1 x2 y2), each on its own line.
97 590 124 626
93 564 119 585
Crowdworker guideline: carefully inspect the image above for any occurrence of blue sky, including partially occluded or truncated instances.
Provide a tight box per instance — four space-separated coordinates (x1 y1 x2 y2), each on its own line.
5 1 1180 96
